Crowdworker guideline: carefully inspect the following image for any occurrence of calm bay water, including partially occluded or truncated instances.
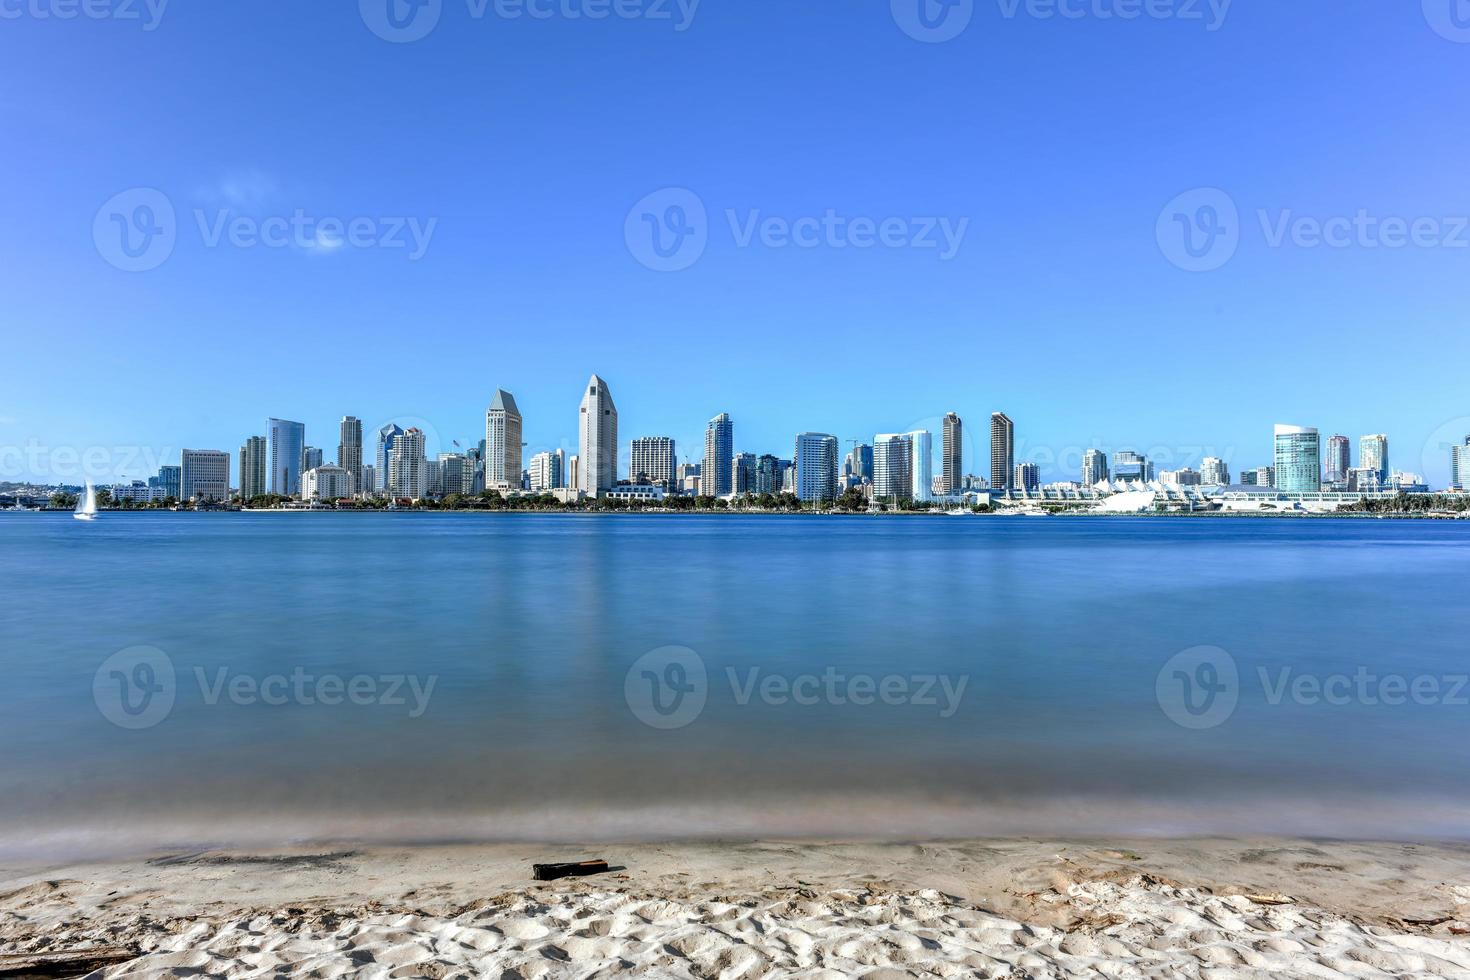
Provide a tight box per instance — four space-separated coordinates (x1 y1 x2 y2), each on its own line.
3 512 1470 858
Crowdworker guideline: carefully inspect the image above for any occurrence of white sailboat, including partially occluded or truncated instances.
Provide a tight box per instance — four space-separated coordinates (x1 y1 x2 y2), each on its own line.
74 482 98 521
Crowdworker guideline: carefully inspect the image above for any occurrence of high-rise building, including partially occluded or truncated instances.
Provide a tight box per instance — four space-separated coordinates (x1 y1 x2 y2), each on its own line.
941 413 962 495
578 375 617 495
1160 468 1202 486
845 443 873 481
1201 456 1230 486
907 430 933 502
1113 450 1153 483
360 465 377 495
149 464 181 500
485 389 523 490
631 437 677 490
180 449 230 502
703 413 733 497
377 423 404 495
756 454 781 495
733 452 758 495
302 465 353 501
529 451 562 492
990 413 1014 491
1359 434 1389 487
338 417 363 491
239 436 267 500
388 427 426 499
1274 424 1321 492
302 446 323 474
1082 449 1109 486
268 418 306 496
1014 462 1040 491
1325 435 1350 485
873 434 914 501
794 433 839 503
438 453 468 496
1452 438 1470 491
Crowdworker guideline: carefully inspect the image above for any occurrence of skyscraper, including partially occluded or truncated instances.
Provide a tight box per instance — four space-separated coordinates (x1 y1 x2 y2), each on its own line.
1082 448 1109 486
150 465 181 500
631 436 676 490
756 454 781 494
268 418 306 496
794 433 840 503
1325 434 1350 485
990 413 1014 491
873 434 913 501
941 412 962 495
1201 456 1230 486
388 427 426 499
703 413 733 497
907 430 933 502
180 449 230 502
1274 424 1321 492
1014 462 1040 491
239 436 267 500
377 423 405 496
1113 450 1153 484
485 389 523 490
338 416 363 492
578 375 617 495
1452 438 1470 491
1359 434 1389 487
528 451 562 492
733 452 758 495
845 444 873 482
302 446 323 473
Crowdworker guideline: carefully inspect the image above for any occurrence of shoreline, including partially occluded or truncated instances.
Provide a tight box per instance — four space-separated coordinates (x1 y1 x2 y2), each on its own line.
8 507 1470 520
5 838 1468 977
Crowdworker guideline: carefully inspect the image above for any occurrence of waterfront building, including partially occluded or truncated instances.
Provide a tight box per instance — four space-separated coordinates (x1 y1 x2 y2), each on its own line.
631 437 676 490
181 449 230 502
780 460 796 494
149 465 181 500
1082 449 1109 486
1113 450 1154 484
990 413 1014 491
529 451 563 493
239 436 267 500
873 434 913 502
941 413 962 494
438 453 468 496
703 413 734 497
845 443 873 481
302 446 323 473
1014 462 1040 491
1347 467 1384 492
377 424 405 495
302 464 353 501
568 454 581 491
1325 435 1350 485
733 452 758 495
1201 456 1230 486
109 481 161 504
485 389 523 491
360 465 377 495
1360 434 1389 487
578 375 618 495
338 417 363 491
1274 424 1321 492
388 427 426 499
1453 439 1470 491
1239 466 1275 487
794 433 839 503
907 430 933 502
756 455 781 495
268 418 306 496
1160 468 1203 486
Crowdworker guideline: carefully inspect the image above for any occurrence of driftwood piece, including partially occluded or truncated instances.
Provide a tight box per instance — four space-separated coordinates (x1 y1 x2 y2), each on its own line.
533 860 610 882
0 947 137 978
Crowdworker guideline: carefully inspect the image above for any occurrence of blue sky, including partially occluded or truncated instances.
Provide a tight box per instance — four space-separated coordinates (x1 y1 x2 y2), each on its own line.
4 1 1470 486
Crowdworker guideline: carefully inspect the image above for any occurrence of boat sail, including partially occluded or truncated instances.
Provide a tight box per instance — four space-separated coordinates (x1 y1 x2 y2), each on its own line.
74 482 98 521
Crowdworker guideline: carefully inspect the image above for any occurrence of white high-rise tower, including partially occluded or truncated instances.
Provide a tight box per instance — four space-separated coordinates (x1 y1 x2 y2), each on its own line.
485 389 523 491
579 375 618 495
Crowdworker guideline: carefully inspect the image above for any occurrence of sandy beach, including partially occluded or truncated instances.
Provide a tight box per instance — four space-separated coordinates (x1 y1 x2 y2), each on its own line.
3 839 1469 978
